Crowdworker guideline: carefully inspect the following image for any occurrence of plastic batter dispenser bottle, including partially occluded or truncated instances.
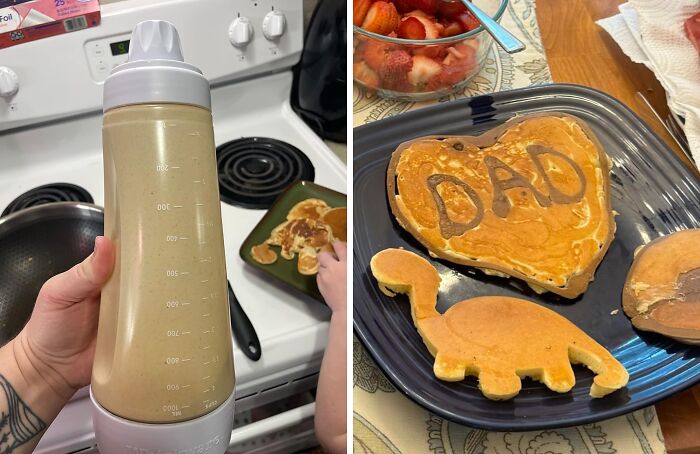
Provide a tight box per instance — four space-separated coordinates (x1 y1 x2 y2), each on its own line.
90 20 235 453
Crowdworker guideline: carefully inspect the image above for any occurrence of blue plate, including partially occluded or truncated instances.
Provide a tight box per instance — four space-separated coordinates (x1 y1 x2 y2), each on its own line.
353 84 700 431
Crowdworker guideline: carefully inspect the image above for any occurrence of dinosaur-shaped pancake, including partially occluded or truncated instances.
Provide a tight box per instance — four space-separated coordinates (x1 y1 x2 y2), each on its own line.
370 248 629 400
386 113 615 298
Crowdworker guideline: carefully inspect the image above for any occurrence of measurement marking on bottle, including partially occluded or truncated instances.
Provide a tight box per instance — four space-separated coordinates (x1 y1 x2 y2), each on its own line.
181 405 190 409
181 384 191 389
200 345 211 350
203 361 211 366
166 330 190 337
180 358 192 362
200 257 212 263
202 376 211 381
202 313 210 317
180 271 191 275
187 132 200 136
193 180 201 183
199 241 207 245
181 302 191 306
201 279 209 283
201 296 209 300
179 237 189 240
162 404 182 416
172 205 183 208
170 166 181 169
203 329 211 334
195 203 204 206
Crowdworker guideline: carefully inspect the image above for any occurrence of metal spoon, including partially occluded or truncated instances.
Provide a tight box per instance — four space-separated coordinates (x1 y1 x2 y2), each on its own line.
455 0 526 54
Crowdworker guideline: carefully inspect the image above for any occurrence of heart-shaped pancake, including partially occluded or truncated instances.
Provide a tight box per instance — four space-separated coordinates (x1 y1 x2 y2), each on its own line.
387 113 615 298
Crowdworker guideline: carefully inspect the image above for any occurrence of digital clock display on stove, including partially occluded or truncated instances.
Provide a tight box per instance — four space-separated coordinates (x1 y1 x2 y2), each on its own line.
109 40 130 56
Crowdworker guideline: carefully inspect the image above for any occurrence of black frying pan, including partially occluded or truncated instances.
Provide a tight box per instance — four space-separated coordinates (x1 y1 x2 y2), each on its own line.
0 202 103 346
0 202 261 360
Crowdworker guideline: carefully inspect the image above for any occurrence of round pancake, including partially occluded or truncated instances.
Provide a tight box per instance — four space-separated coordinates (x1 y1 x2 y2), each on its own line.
251 243 277 264
623 229 700 344
321 207 347 242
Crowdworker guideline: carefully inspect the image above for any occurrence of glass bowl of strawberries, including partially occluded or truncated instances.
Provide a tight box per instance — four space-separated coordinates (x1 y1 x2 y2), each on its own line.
353 0 508 100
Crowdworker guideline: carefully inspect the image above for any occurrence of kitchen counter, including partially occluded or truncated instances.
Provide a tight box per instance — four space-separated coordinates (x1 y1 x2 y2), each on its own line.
537 1 698 452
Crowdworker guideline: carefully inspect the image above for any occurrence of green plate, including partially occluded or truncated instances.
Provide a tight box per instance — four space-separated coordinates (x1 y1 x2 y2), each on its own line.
239 181 347 301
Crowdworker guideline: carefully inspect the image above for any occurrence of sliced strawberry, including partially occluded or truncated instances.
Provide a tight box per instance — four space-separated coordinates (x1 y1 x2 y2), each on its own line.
425 74 446 92
441 58 476 85
354 62 380 89
353 0 374 26
405 10 443 39
363 40 390 70
457 11 480 32
437 0 468 20
408 55 442 86
362 1 400 35
397 16 426 39
414 44 448 59
440 63 466 85
441 20 464 37
378 49 413 91
393 0 437 15
440 41 477 85
444 42 476 62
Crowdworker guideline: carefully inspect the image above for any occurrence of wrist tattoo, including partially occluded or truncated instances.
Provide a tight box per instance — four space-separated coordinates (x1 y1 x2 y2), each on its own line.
0 374 46 453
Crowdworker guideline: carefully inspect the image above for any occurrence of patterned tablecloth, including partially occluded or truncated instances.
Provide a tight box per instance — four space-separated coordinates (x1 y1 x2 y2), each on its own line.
352 1 667 452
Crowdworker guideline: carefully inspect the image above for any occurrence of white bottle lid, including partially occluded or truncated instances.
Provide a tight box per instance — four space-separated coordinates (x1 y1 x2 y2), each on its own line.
103 20 211 112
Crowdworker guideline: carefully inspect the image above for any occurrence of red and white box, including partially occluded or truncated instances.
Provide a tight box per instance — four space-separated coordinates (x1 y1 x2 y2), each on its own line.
0 0 100 49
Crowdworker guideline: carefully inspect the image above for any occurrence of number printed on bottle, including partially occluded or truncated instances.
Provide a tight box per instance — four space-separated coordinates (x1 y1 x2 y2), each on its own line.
156 163 169 172
157 203 171 211
165 357 180 365
166 270 179 277
162 404 182 416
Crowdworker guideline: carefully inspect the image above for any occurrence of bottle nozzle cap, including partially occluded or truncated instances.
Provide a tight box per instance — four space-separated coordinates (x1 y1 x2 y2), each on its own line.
103 20 210 112
129 20 184 62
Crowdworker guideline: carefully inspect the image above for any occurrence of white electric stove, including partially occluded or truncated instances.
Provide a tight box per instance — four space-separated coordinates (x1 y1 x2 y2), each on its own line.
0 0 345 452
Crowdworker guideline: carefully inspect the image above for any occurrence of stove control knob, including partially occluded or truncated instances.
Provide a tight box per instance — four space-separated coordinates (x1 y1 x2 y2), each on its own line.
229 17 253 48
0 67 19 98
262 10 286 41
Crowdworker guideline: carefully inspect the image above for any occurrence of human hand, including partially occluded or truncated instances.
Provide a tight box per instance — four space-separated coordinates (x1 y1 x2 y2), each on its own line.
16 236 114 396
317 241 347 316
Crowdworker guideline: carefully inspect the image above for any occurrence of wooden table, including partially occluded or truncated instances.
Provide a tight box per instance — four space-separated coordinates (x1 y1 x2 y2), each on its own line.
536 1 699 452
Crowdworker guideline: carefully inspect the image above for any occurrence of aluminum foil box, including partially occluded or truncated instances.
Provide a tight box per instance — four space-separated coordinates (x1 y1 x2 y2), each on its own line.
0 0 100 49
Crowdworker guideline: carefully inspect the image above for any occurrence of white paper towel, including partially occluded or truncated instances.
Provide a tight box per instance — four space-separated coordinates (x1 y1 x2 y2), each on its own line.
598 0 700 164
